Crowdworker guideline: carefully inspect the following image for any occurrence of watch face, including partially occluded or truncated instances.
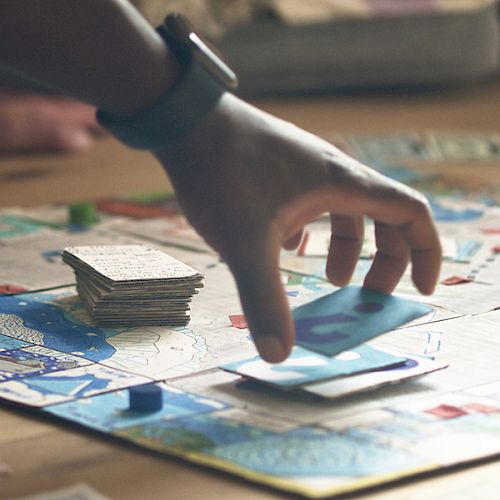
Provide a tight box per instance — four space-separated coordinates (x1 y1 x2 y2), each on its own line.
164 13 238 91
189 32 238 90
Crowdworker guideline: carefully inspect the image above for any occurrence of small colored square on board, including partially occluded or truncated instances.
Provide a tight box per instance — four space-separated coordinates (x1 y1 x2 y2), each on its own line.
424 404 469 420
229 315 248 329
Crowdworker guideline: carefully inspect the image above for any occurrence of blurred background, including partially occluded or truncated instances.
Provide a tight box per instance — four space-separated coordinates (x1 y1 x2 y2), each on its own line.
0 0 499 204
133 0 500 96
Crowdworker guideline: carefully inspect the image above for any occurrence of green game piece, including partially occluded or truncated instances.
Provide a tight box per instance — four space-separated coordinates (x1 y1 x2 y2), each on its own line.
287 274 304 285
69 202 98 226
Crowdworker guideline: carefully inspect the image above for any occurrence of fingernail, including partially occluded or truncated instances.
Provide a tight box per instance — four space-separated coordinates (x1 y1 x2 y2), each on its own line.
255 336 286 363
62 130 92 152
70 131 92 150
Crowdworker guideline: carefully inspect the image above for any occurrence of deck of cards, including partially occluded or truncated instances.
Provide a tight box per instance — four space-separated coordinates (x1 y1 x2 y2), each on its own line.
62 245 203 327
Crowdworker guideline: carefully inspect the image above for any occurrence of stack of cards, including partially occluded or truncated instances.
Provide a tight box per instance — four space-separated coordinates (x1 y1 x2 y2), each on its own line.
62 245 203 327
221 286 448 399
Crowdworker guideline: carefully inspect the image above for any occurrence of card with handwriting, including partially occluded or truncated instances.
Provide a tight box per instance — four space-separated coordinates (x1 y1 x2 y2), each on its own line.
221 344 406 388
62 244 201 283
293 285 432 357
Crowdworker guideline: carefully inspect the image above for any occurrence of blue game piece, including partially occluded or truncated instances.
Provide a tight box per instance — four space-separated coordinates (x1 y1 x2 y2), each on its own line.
129 384 163 412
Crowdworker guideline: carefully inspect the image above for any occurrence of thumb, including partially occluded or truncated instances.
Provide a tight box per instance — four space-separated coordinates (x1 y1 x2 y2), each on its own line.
226 238 294 363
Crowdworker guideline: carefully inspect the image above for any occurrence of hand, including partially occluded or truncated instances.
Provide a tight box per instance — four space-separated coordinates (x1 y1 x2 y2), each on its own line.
156 94 442 363
0 92 103 153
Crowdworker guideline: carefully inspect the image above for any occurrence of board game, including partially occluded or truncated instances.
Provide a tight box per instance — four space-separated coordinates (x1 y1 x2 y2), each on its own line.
2 138 500 497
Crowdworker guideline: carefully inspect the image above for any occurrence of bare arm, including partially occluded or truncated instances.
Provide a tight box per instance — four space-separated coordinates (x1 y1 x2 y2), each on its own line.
0 0 179 114
0 0 442 362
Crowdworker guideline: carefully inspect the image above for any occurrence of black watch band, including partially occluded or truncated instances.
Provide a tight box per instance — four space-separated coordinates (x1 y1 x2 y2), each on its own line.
96 13 238 150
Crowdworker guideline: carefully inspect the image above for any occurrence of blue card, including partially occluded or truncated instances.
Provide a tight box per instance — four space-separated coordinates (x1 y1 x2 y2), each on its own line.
293 285 432 357
220 345 406 388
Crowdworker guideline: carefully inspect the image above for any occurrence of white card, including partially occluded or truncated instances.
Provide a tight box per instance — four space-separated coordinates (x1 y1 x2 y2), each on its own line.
302 355 448 399
63 245 201 282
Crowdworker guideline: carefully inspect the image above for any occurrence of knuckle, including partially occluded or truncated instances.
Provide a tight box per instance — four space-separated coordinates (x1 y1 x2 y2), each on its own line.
411 193 432 218
397 186 432 219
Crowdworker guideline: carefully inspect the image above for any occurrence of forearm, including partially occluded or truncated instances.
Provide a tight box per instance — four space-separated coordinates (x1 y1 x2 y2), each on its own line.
0 0 180 114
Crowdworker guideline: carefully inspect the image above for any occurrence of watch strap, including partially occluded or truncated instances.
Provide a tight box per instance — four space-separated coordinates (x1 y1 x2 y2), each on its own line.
96 59 225 150
96 12 237 151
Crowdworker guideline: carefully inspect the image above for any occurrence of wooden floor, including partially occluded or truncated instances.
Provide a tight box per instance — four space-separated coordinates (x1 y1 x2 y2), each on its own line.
1 77 500 499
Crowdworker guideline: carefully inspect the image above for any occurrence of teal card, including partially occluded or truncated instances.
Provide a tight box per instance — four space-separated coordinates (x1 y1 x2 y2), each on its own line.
293 285 432 357
221 344 406 388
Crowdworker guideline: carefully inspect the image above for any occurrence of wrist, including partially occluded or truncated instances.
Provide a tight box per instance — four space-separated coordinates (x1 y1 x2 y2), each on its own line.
96 13 237 150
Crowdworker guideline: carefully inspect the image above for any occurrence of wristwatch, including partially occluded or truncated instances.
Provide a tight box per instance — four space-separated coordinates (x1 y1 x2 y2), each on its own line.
96 13 238 150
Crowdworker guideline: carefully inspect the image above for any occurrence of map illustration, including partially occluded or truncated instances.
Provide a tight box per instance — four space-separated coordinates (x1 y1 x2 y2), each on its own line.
2 196 500 498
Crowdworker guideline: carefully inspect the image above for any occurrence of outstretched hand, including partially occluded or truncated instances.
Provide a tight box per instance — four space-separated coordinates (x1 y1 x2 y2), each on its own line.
156 94 442 363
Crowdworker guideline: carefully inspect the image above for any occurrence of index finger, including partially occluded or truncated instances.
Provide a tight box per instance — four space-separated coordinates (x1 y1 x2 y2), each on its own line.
224 231 294 363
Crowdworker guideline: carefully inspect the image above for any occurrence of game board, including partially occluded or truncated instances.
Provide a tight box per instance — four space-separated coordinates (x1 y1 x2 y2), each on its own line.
1 196 500 498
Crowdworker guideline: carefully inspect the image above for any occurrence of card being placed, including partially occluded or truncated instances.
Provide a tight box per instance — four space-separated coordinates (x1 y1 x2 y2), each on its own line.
293 285 432 357
220 344 406 388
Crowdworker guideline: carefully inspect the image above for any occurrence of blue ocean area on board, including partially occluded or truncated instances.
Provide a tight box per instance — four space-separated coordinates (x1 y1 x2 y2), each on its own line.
0 292 116 362
429 199 484 222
